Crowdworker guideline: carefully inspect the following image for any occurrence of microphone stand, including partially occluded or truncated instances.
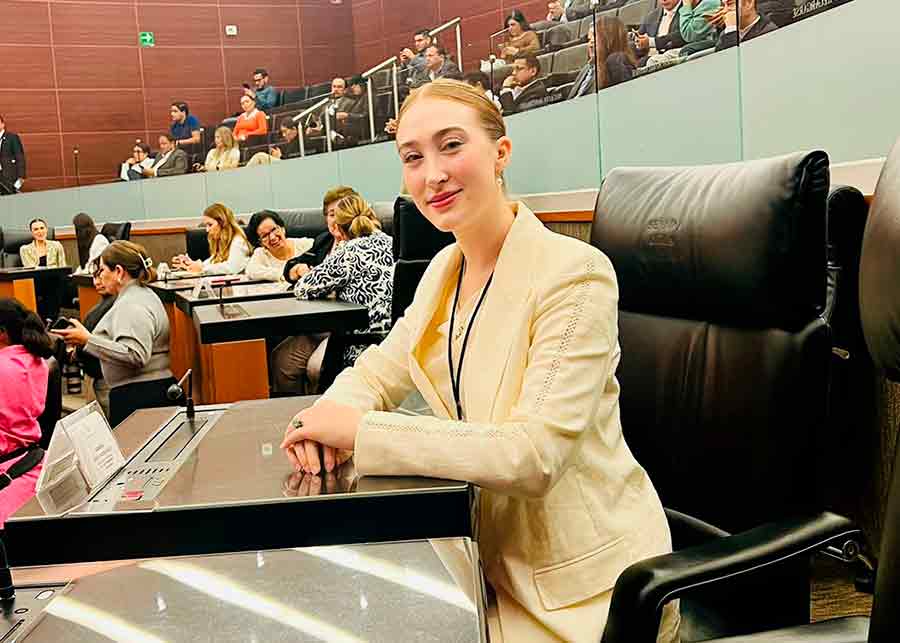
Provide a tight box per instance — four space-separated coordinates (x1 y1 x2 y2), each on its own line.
167 369 195 420
0 538 15 601
73 145 81 187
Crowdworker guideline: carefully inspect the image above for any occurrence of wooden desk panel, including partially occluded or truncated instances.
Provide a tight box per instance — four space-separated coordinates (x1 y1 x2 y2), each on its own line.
77 284 101 320
170 302 195 383
0 278 36 311
198 339 270 404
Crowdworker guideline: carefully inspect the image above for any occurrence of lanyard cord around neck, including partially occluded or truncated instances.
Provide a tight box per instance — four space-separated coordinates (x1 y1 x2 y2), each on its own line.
448 257 494 421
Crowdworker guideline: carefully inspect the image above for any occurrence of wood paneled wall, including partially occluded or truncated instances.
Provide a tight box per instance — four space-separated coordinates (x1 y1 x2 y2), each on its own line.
1 0 353 191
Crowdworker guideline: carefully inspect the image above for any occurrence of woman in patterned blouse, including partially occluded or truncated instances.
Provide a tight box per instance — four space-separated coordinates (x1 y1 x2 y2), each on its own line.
270 194 394 394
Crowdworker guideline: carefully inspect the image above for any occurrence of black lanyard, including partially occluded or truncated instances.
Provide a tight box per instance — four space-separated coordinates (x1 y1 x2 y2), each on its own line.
448 258 494 421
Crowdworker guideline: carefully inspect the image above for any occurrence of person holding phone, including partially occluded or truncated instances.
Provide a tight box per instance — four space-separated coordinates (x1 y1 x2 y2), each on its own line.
53 241 173 426
171 203 252 275
280 79 680 642
0 298 53 525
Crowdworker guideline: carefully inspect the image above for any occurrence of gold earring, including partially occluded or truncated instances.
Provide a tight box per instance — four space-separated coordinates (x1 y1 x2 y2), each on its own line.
496 176 503 186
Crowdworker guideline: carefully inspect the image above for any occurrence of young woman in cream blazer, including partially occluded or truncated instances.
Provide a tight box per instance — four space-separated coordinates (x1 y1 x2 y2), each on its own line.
19 218 66 268
281 79 680 643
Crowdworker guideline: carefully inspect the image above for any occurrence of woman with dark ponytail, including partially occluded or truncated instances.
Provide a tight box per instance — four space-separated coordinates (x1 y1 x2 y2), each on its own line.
0 298 53 524
54 241 173 426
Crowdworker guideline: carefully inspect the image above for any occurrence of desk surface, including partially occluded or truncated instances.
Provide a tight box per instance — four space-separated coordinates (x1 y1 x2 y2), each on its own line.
192 297 370 344
7 398 472 566
148 274 263 302
69 273 94 288
13 538 486 643
0 266 71 281
174 281 294 315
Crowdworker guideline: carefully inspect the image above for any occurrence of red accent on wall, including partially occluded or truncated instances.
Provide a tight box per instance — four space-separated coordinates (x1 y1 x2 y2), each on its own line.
0 0 353 190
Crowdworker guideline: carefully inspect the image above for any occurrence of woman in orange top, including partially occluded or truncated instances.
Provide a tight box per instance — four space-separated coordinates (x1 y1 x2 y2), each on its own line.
233 95 268 142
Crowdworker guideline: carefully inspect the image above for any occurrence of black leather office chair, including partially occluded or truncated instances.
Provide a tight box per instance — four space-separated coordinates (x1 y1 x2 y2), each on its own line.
391 196 454 324
37 356 62 450
184 228 211 262
99 222 132 242
1 228 52 268
589 151 846 641
601 141 900 643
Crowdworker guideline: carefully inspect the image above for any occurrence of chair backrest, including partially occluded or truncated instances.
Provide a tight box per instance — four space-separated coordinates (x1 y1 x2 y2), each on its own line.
551 42 588 74
1 227 54 268
619 0 652 26
536 52 555 76
859 137 900 642
275 204 394 242
37 356 62 450
99 222 132 242
184 228 211 262
391 197 454 324
545 23 578 50
592 151 832 535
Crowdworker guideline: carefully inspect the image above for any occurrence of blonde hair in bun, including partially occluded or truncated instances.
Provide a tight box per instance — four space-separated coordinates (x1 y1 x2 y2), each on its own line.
333 194 382 240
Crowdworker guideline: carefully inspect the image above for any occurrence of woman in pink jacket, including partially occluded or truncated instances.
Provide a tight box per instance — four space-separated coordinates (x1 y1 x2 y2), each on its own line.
0 298 52 525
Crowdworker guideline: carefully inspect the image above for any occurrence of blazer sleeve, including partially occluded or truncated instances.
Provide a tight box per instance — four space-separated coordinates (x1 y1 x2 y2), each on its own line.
655 14 687 51
679 0 717 42
84 305 156 369
202 236 251 275
19 244 36 268
53 241 67 268
293 245 351 300
157 150 188 176
351 254 621 499
245 247 283 282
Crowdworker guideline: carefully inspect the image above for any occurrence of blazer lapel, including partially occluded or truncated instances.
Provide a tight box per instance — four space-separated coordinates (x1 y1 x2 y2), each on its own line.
463 204 541 420
407 247 463 418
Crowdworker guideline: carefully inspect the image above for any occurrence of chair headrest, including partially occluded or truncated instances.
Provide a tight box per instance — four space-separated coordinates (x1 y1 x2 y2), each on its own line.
392 197 454 261
592 151 830 331
860 138 900 381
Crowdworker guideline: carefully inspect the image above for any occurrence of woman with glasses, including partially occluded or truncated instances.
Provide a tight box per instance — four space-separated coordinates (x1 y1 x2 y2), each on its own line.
120 143 153 181
245 211 314 282
54 241 173 426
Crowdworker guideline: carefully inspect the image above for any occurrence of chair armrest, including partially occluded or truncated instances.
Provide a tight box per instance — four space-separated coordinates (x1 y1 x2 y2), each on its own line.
601 512 861 643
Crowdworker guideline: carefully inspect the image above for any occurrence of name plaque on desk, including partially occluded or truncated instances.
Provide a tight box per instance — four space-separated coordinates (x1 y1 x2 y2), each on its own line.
36 402 124 514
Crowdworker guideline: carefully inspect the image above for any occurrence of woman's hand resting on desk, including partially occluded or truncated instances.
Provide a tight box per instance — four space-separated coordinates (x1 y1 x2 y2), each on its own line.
282 400 360 474
171 255 203 273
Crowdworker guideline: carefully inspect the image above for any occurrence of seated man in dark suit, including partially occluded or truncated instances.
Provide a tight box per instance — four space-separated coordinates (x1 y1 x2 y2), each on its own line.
142 133 188 178
409 46 461 89
715 0 778 50
499 54 548 114
634 0 686 67
758 0 793 27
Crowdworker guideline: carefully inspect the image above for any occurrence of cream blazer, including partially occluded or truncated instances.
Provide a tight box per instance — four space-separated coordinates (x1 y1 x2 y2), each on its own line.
19 240 66 268
322 204 675 642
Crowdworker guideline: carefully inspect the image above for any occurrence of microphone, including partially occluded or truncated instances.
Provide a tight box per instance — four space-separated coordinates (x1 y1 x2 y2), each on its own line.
73 145 81 188
0 538 15 601
166 369 195 419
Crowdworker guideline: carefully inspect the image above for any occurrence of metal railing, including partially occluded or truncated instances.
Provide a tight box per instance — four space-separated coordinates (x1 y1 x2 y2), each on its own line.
292 97 330 157
361 55 399 143
430 17 463 70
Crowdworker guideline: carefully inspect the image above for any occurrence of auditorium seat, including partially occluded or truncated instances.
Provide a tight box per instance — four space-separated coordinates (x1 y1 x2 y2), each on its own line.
552 43 589 74
307 81 331 99
577 14 594 38
371 69 392 92
537 52 555 76
100 222 131 242
391 195 453 323
239 134 270 163
602 140 900 643
619 0 653 27
544 23 580 52
280 87 308 106
1 227 55 268
37 356 62 450
591 151 836 641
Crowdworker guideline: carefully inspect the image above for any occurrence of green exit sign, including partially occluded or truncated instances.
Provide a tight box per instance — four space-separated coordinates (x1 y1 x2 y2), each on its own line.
139 32 155 47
